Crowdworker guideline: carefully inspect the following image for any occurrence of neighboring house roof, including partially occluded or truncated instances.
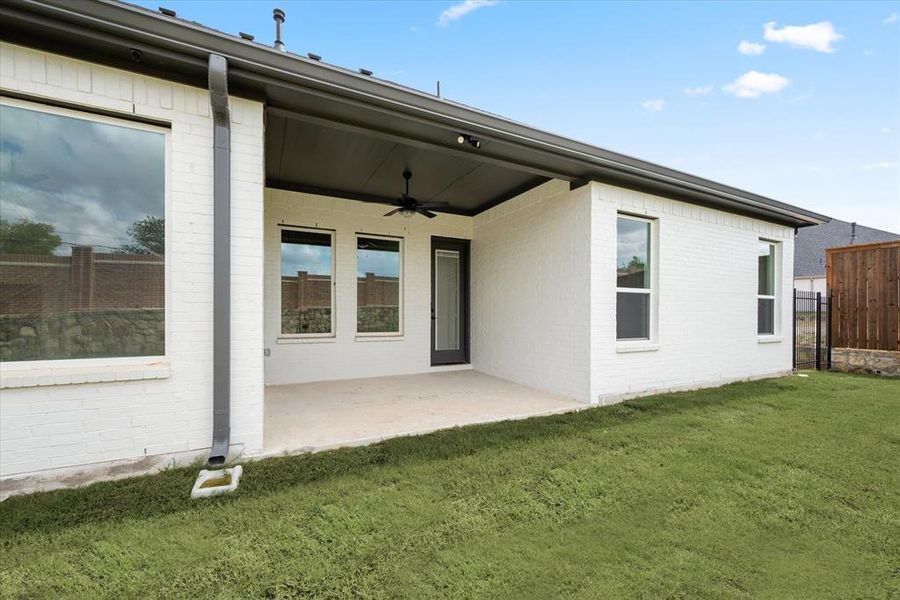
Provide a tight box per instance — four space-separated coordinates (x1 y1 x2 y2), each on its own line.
0 0 830 227
794 219 900 277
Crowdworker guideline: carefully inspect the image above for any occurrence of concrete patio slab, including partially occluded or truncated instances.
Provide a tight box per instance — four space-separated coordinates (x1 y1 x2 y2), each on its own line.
263 370 585 455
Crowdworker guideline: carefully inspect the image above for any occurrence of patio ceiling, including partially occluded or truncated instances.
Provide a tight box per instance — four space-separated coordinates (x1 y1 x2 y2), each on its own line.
265 108 549 215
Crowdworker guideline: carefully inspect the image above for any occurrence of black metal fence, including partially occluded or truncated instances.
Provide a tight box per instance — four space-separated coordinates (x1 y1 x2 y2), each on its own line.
793 289 831 370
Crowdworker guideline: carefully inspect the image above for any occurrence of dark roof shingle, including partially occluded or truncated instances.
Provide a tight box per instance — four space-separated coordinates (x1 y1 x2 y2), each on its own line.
794 219 900 277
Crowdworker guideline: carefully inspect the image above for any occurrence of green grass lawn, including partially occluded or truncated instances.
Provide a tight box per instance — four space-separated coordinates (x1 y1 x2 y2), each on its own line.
1 372 898 599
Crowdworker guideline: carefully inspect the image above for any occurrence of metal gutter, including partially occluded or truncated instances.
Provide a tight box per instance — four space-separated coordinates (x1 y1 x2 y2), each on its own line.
0 0 830 226
208 53 230 466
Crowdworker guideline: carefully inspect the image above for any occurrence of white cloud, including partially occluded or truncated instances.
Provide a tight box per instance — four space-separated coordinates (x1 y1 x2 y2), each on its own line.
864 48 877 56
684 84 713 96
723 71 791 98
763 21 843 53
862 161 897 171
641 99 665 112
884 12 898 25
738 40 766 55
437 0 499 27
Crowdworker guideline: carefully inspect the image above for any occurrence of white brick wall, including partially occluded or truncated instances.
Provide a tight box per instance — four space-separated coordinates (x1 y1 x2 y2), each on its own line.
264 188 473 384
0 44 265 486
589 182 794 403
0 44 800 491
472 181 594 402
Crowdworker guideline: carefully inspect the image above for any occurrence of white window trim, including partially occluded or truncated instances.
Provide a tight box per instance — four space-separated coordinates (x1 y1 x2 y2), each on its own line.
277 225 336 340
615 213 658 344
0 95 172 378
355 233 404 338
757 239 780 337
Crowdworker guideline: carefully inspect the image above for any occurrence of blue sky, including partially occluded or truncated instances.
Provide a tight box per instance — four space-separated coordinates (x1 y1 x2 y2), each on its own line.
136 1 900 231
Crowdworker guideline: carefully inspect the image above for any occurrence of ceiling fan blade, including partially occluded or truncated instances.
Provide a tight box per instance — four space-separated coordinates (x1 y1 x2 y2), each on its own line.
416 201 450 209
418 209 438 219
384 208 401 217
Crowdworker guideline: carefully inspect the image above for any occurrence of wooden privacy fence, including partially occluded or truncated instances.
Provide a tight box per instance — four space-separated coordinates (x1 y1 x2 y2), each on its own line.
827 240 900 351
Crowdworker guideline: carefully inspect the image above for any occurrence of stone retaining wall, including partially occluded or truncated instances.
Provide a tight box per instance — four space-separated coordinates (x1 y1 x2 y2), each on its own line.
281 307 331 335
831 348 900 376
280 306 399 335
0 309 165 362
357 306 399 333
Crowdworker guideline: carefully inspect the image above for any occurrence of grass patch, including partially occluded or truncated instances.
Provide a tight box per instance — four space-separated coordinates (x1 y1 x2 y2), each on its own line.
1 372 898 598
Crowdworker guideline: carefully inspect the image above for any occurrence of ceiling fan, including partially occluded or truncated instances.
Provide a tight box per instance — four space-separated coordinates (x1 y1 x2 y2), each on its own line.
384 170 449 219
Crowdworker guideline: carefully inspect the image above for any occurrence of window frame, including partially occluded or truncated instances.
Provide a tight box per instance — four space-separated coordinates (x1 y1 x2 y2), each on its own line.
0 95 172 369
355 232 404 339
757 239 779 337
615 213 657 344
277 225 337 340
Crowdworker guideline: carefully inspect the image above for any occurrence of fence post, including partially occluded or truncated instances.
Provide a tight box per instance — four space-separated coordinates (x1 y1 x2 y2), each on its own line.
792 288 797 371
826 292 833 370
68 245 95 311
815 291 822 370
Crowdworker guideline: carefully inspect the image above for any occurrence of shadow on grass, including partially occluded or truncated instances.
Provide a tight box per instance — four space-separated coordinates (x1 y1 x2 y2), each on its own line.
0 377 801 538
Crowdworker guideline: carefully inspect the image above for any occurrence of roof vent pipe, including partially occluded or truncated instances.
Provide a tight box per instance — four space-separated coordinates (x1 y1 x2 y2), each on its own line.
208 53 231 467
850 221 857 245
273 8 286 52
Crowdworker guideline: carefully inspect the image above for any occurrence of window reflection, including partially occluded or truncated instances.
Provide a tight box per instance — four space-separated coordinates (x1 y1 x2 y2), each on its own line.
0 102 166 362
357 237 400 334
280 229 332 335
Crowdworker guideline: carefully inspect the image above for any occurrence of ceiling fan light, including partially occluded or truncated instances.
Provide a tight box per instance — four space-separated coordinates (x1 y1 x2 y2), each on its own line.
400 208 415 218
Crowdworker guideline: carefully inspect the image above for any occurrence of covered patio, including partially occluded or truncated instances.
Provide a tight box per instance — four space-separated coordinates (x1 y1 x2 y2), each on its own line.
263 370 584 454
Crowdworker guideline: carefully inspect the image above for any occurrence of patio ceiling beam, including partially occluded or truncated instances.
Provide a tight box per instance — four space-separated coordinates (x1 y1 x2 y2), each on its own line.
266 105 574 183
266 179 473 216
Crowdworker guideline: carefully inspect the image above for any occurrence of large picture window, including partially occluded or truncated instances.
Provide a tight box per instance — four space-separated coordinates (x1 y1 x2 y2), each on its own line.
357 235 402 335
616 215 652 341
758 241 777 335
0 100 166 362
280 228 334 336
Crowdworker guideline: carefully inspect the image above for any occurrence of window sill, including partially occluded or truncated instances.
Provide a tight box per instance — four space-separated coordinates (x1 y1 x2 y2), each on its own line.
616 342 661 354
757 336 784 344
276 336 336 344
0 360 171 389
355 335 405 342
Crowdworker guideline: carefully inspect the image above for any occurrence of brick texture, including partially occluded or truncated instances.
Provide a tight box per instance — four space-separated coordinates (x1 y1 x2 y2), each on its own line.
264 188 472 384
0 43 265 483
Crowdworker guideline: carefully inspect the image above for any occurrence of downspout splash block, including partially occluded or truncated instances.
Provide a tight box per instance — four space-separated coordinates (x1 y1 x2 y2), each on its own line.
191 465 243 499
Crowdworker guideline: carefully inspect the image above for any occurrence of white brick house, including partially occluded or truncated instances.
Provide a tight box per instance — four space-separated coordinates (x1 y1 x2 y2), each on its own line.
0 1 826 497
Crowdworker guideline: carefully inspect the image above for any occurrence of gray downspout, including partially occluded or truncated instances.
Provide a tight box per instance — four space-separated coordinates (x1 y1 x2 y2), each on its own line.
208 53 230 466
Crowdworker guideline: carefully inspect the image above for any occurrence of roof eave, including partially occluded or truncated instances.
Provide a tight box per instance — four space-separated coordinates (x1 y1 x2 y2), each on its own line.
0 0 829 227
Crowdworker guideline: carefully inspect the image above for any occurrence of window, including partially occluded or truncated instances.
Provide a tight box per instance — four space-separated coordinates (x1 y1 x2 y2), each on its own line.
280 228 334 336
616 216 652 340
0 99 166 362
757 241 777 335
357 235 402 335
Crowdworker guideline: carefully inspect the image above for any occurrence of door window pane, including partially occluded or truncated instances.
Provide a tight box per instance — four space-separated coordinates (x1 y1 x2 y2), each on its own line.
617 217 650 289
617 293 650 340
0 103 165 362
758 242 775 295
281 229 332 335
357 237 400 334
435 249 460 351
